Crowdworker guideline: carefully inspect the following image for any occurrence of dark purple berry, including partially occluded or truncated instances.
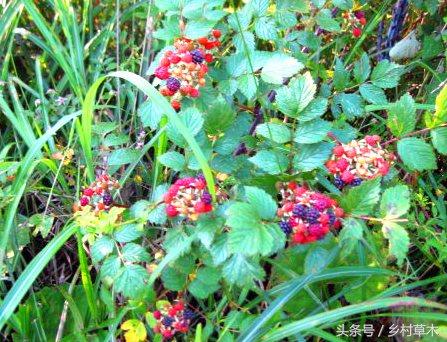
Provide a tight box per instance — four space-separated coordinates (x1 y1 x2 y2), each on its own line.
292 204 306 218
166 77 180 92
334 176 347 189
279 221 292 234
305 207 320 223
162 316 174 327
183 308 195 320
103 193 113 206
314 201 327 211
201 191 212 204
327 210 336 225
351 178 364 187
80 197 89 206
190 49 204 64
354 10 365 19
196 173 206 182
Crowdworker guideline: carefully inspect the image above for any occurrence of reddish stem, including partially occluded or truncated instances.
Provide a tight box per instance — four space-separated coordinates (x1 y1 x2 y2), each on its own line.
382 123 447 146
346 213 409 223
327 132 342 144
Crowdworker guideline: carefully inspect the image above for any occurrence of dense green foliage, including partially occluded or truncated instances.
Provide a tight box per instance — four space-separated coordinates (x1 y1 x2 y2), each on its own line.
1 0 447 341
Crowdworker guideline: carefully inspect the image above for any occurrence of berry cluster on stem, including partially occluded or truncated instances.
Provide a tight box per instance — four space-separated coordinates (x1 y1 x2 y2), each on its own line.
163 174 225 221
73 174 119 213
276 182 344 244
152 302 195 338
326 135 395 189
154 29 221 110
341 9 367 37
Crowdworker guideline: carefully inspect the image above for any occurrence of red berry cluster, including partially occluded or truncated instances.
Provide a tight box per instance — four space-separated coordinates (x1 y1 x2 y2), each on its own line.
152 303 195 338
73 174 119 213
342 10 367 37
154 29 221 111
326 136 395 187
276 182 344 244
164 174 221 221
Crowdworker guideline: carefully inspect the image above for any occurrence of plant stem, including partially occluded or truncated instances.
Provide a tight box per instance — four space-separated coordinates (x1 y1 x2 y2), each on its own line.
382 123 447 146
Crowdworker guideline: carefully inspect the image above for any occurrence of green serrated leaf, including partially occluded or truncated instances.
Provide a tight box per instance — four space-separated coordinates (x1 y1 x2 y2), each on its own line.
298 98 328 121
316 9 341 33
382 222 409 267
104 133 130 146
338 218 364 258
371 60 402 88
108 148 140 166
184 20 216 39
304 247 329 274
294 119 331 144
161 267 187 291
244 186 277 220
92 236 115 263
293 142 332 171
333 58 350 92
335 93 365 119
248 150 289 175
261 55 303 84
397 138 437 171
114 223 144 243
121 243 150 262
222 254 265 287
341 176 382 215
210 234 230 266
431 127 447 155
255 17 279 41
115 264 149 298
238 74 258 100
353 53 371 84
256 123 292 144
387 93 416 136
158 151 186 171
380 185 410 219
359 84 387 105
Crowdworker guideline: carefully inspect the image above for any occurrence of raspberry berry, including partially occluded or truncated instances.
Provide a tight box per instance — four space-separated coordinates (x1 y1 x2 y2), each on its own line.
171 101 181 110
364 135 376 146
166 205 179 217
197 37 208 45
334 176 347 188
305 207 320 223
204 42 215 50
353 28 362 37
190 88 199 98
279 221 292 234
354 10 365 19
97 202 105 211
162 330 173 338
103 193 113 206
183 308 195 320
213 29 221 38
160 57 171 67
335 207 344 217
166 78 181 93
333 145 345 157
155 66 170 80
153 310 162 319
359 18 367 25
283 202 294 212
341 170 354 183
204 53 213 63
336 158 349 172
80 197 89 206
194 201 207 213
292 204 306 218
326 160 338 174
314 200 327 211
83 188 94 197
168 308 177 317
181 53 193 63
201 191 212 204
174 303 184 311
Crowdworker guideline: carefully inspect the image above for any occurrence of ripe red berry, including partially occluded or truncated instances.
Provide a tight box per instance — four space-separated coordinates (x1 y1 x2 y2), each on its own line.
98 174 108 182
171 101 181 110
153 310 162 319
97 202 106 210
352 28 362 37
170 55 181 64
319 213 330 224
163 193 174 204
326 160 338 174
95 187 103 194
364 135 376 146
174 303 184 311
334 219 341 229
293 232 304 243
346 149 357 158
181 326 188 332
359 18 367 25
341 170 354 183
213 29 221 38
204 203 213 212
164 50 174 57
342 12 350 18
373 135 381 142
288 181 297 190
214 40 221 48
174 322 183 330
284 202 294 212
378 161 390 176
168 185 180 196
168 308 177 317
335 207 344 217
306 235 317 243
333 146 345 157
190 88 199 98
294 187 307 196
182 53 193 63
204 42 215 50
155 66 170 80
336 158 349 172
80 197 89 206
197 48 206 56
165 88 175 96
194 201 207 213
166 205 179 217
160 57 171 67
83 188 94 197
321 224 330 234
204 53 213 63
197 37 208 45
181 85 194 94
163 330 173 338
